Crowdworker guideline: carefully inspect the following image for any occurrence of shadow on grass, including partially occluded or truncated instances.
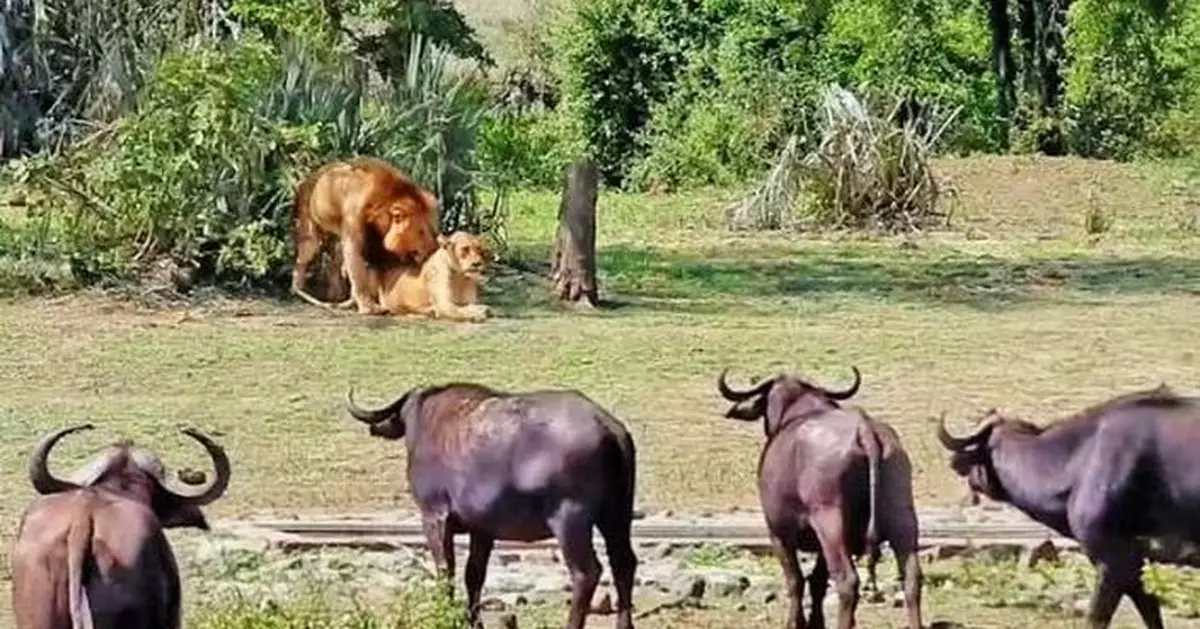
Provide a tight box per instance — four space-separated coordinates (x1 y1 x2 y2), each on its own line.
593 244 1200 311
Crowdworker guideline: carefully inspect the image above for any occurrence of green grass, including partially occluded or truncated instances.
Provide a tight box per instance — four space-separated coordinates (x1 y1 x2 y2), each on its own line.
171 536 1200 628
2 154 1200 627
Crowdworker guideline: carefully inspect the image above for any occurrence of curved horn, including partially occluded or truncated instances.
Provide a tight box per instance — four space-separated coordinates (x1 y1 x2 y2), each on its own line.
28 424 94 495
936 411 1000 451
161 428 231 507
716 369 774 402
345 388 407 424
824 366 862 400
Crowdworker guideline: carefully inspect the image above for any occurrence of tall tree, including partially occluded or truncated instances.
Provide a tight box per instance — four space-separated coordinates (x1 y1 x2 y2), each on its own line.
988 0 1016 122
551 160 601 309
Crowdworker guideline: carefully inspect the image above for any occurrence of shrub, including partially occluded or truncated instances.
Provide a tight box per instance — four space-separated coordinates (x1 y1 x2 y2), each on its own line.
796 86 957 232
0 0 225 159
1063 0 1200 160
548 0 999 191
4 32 499 294
477 107 585 191
729 85 956 233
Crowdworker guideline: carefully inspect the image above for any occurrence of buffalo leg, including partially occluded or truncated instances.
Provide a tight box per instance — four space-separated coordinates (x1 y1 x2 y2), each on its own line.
465 533 495 629
1081 545 1161 629
863 545 881 596
422 511 457 598
890 534 923 629
769 533 807 629
598 513 638 629
811 510 860 629
551 506 602 629
1125 575 1165 629
808 553 829 629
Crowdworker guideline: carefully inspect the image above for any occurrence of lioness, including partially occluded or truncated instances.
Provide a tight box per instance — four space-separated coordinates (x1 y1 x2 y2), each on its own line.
375 231 494 322
291 157 440 315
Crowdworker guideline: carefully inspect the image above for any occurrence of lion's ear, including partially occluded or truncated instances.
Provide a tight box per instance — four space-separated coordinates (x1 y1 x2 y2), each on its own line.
437 234 450 247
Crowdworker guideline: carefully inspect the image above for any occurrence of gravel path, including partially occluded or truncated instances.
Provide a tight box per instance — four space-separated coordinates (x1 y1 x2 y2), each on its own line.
179 503 1078 616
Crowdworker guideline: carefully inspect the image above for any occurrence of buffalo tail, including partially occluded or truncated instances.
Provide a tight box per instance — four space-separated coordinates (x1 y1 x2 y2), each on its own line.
856 418 882 561
67 510 94 629
602 424 637 523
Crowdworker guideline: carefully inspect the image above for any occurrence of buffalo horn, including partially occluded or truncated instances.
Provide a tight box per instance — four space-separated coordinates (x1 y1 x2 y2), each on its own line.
936 411 1001 450
162 428 231 507
824 366 862 400
28 424 94 495
716 369 774 402
345 388 406 424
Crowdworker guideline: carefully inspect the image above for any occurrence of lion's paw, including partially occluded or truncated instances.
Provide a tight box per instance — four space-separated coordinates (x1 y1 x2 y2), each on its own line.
355 300 387 316
464 304 490 322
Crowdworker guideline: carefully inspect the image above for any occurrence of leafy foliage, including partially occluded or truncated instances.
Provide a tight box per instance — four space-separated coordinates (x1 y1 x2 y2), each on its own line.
0 0 225 158
4 29 499 292
1063 0 1200 160
545 0 1000 191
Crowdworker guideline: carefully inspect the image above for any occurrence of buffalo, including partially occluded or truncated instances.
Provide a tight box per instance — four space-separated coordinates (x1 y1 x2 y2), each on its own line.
717 366 923 629
10 423 232 629
937 384 1200 629
345 381 639 629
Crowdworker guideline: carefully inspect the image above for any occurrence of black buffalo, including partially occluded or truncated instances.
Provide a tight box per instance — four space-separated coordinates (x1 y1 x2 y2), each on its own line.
718 366 923 629
937 384 1200 629
345 381 639 629
11 424 231 629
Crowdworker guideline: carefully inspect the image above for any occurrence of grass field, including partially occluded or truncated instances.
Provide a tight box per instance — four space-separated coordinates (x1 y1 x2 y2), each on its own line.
2 154 1200 627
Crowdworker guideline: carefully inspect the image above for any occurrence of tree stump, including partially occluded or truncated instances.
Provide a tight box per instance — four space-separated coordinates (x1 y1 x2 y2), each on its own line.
551 159 600 308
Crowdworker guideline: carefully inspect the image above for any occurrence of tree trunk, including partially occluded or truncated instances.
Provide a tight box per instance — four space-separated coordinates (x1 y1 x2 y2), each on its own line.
551 159 600 308
988 0 1016 123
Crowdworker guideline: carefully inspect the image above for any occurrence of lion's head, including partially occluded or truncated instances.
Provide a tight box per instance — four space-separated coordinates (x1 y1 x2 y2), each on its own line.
382 190 440 264
438 231 493 279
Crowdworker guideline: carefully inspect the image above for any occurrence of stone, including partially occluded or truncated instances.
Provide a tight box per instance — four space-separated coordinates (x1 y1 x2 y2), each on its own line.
653 543 678 559
591 591 614 614
498 593 529 608
704 570 751 598
480 597 509 612
487 573 535 594
1021 540 1060 568
671 574 706 600
930 544 967 560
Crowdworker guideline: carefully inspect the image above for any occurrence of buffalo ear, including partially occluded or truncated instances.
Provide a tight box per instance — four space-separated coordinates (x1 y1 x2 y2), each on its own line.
151 487 210 530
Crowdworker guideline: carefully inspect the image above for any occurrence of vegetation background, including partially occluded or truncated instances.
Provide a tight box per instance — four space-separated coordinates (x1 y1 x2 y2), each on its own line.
1 0 1197 293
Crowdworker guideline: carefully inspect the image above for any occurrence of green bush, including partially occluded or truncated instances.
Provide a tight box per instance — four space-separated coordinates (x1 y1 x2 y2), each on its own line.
547 0 999 191
477 107 585 191
1063 0 1200 160
192 577 469 629
4 32 499 293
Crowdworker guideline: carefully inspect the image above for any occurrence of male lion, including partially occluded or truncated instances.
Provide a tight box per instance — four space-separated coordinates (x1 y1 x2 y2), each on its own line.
375 231 494 322
291 157 440 315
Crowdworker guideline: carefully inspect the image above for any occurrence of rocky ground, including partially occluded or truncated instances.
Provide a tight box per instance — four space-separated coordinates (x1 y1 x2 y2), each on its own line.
174 503 1079 621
